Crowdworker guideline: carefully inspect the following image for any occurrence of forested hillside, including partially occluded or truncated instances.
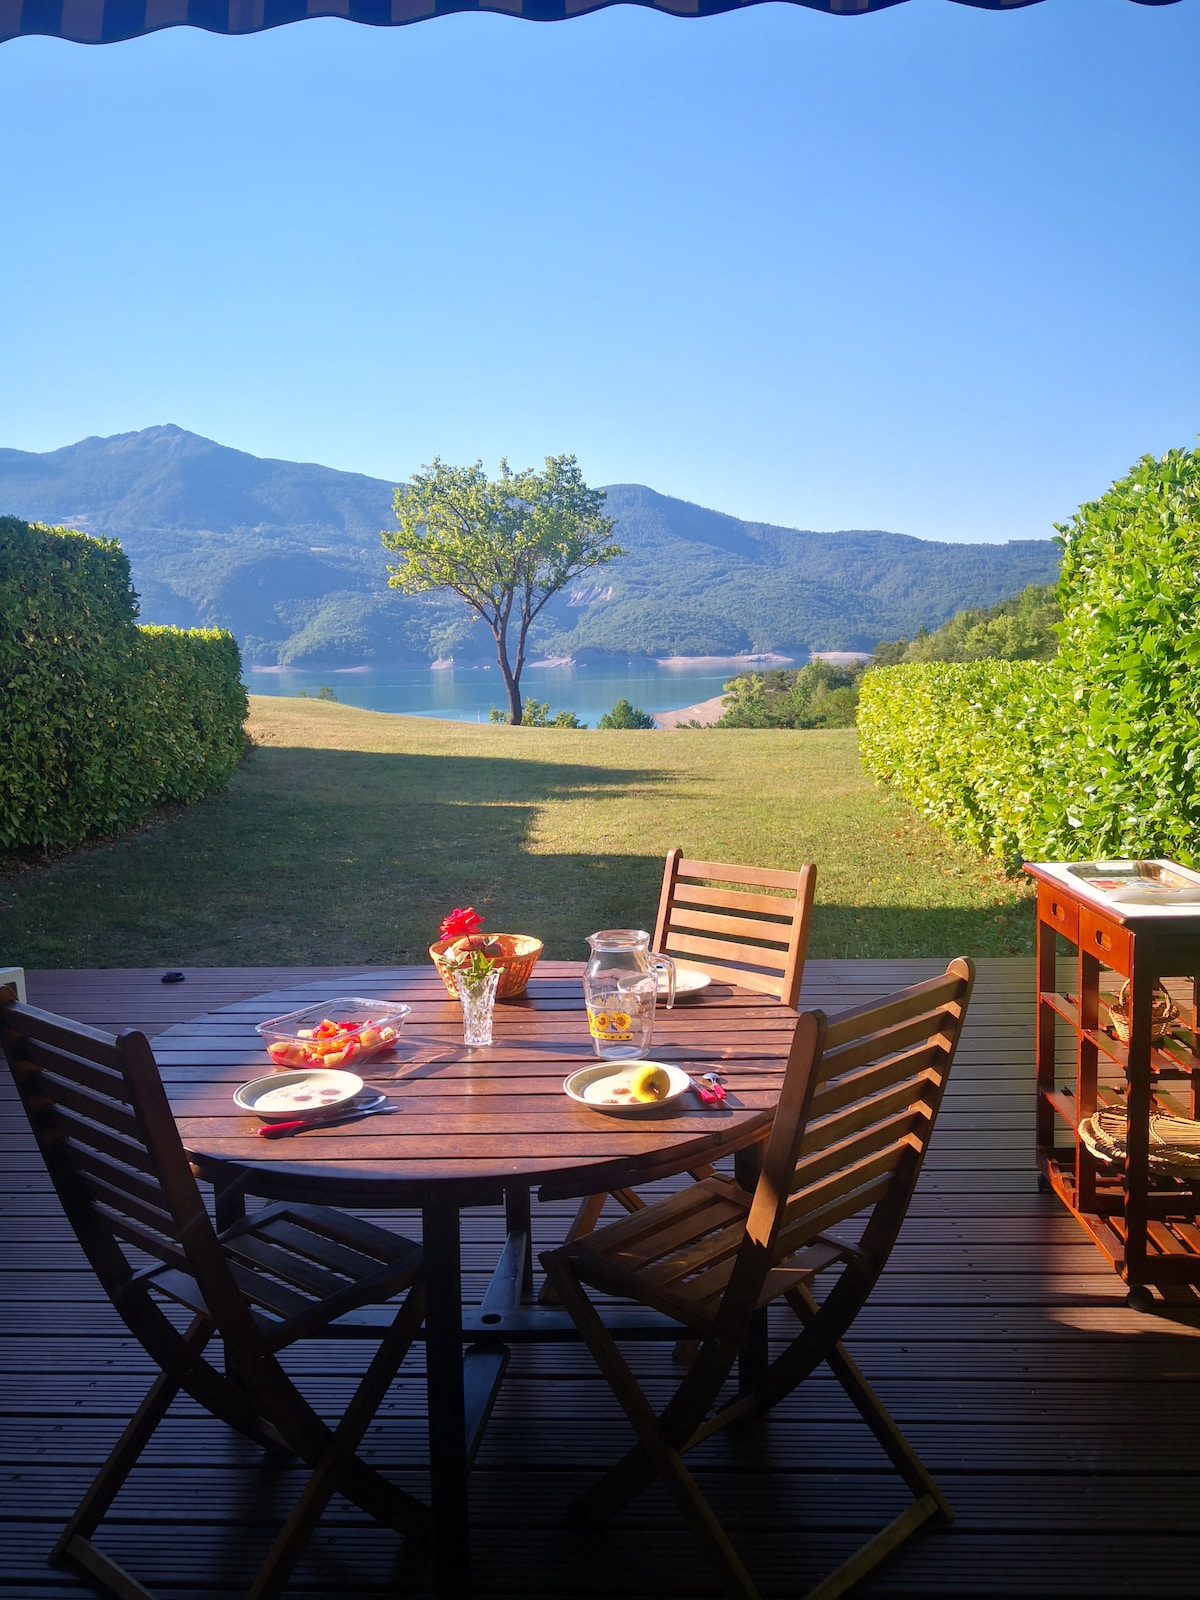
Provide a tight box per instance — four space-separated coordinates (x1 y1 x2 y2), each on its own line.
0 427 1061 666
870 583 1061 666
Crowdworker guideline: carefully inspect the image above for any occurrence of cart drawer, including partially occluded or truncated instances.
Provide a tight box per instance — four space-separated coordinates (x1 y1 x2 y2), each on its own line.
1040 888 1079 944
1080 906 1132 976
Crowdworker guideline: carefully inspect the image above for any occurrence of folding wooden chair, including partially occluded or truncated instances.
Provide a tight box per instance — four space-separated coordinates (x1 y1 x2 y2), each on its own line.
541 958 975 1600
654 850 816 1008
0 992 428 1600
557 852 817 1249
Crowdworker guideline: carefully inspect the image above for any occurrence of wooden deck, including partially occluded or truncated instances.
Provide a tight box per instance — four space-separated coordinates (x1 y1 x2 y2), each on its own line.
5 959 1200 1599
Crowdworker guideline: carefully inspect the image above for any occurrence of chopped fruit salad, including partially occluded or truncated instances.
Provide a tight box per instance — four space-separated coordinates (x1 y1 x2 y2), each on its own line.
265 1017 400 1070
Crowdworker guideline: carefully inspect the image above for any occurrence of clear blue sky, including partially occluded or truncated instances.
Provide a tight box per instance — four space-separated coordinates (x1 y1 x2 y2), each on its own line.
2 0 1196 543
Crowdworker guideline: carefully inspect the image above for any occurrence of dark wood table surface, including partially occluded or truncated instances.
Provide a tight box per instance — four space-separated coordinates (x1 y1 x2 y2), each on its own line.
153 960 798 1595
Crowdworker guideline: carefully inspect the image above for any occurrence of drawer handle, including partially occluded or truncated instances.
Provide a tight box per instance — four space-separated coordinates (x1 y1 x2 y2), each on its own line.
1094 928 1113 950
1051 901 1067 923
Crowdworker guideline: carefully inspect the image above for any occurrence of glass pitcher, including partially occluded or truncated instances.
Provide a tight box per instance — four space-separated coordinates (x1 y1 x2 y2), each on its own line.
583 930 676 1060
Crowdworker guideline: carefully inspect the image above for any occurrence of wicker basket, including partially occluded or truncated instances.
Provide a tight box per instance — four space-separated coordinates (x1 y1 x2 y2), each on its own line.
1079 1104 1200 1181
430 934 543 1000
1107 980 1180 1046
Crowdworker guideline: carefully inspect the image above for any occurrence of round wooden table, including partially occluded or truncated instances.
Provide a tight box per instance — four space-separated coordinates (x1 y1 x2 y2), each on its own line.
155 961 798 1595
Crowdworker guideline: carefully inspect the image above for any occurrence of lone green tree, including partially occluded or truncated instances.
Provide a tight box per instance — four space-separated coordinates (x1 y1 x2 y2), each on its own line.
598 697 656 729
382 455 623 725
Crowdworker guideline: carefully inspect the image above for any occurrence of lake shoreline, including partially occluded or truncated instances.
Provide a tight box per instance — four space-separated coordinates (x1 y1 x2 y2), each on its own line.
244 651 803 676
240 655 864 728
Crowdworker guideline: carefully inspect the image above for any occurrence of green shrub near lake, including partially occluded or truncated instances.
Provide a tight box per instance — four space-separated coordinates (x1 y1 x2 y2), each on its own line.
1 516 247 850
717 661 862 729
598 698 656 729
858 446 1200 867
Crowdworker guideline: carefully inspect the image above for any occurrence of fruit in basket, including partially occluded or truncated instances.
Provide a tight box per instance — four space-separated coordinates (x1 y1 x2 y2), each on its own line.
629 1064 672 1102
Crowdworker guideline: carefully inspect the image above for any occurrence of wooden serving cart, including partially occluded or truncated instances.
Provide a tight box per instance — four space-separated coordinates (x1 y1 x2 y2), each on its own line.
1025 861 1200 1309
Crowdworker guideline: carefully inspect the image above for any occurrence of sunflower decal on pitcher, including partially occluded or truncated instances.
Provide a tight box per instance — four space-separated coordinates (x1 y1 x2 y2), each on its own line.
587 1006 635 1043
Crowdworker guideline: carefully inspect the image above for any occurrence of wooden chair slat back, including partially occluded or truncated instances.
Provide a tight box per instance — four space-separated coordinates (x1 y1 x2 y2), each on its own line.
670 856 805 891
653 849 816 1008
663 880 806 918
27 1061 145 1141
664 907 799 956
20 1034 134 1099
657 951 799 999
68 1139 183 1217
1 999 252 1337
803 1052 941 1151
810 1036 943 1120
729 960 974 1318
49 1100 165 1179
821 966 971 1052
656 930 790 977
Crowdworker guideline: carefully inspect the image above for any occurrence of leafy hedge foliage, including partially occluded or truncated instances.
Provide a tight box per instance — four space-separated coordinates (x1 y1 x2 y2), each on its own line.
857 661 1069 862
1 516 247 851
858 446 1200 867
134 626 248 805
1047 446 1200 863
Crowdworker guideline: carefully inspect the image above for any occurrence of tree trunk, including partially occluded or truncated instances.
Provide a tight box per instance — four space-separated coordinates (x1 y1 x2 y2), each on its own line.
493 623 522 725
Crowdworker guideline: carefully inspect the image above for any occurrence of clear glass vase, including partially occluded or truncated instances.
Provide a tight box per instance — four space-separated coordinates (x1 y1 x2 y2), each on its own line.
455 967 501 1048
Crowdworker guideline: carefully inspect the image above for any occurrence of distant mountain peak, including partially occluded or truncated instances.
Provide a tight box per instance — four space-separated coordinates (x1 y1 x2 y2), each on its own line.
0 426 1061 668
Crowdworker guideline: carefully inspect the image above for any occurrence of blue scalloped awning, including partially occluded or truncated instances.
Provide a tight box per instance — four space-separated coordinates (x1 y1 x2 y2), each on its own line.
0 0 1181 48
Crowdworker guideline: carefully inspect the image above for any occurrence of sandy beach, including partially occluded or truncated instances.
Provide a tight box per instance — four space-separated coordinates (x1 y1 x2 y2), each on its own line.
653 694 728 729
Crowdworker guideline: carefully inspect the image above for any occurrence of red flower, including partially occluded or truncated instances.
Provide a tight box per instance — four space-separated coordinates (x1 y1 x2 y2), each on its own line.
439 906 484 943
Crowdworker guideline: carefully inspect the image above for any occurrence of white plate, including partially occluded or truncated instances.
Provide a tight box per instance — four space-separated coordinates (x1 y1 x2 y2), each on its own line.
658 967 711 998
563 1060 692 1116
234 1069 365 1120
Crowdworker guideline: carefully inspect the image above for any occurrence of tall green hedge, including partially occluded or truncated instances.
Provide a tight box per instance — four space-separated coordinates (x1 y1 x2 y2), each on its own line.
858 446 1200 868
1 516 248 851
133 627 247 806
857 660 1069 862
1048 446 1200 863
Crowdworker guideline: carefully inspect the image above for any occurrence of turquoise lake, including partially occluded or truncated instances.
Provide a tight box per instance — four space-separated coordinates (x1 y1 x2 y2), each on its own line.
243 662 776 727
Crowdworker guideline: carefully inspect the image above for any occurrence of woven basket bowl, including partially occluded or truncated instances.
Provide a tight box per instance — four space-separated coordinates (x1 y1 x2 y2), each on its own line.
1108 979 1180 1046
430 934 544 1000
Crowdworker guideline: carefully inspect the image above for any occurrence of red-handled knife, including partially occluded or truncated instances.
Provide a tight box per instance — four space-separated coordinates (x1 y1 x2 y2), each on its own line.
257 1100 396 1139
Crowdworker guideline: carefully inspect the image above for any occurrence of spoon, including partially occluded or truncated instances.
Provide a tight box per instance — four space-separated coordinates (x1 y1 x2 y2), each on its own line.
691 1073 726 1103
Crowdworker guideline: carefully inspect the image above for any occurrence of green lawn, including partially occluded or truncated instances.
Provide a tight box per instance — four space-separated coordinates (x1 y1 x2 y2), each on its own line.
1 698 1035 968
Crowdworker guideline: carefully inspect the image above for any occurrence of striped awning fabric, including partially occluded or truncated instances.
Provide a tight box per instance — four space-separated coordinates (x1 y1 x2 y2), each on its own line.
0 0 1181 47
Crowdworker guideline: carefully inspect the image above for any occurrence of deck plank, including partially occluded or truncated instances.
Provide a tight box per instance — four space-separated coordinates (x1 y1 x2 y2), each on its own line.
4 959 1200 1598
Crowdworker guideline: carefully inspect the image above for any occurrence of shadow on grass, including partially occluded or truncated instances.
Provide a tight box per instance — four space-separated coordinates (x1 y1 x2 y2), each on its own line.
4 744 1039 967
1 745 681 967
243 744 680 962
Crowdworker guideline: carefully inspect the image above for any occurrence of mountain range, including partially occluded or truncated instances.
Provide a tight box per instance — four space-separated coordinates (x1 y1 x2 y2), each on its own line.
0 426 1062 666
